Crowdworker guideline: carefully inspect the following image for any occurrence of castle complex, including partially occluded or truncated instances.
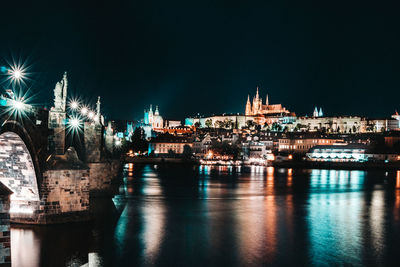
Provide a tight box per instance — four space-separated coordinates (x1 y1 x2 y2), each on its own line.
245 87 291 117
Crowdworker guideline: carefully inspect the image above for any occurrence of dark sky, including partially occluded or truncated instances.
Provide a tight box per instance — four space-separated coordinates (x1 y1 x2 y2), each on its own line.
1 0 400 120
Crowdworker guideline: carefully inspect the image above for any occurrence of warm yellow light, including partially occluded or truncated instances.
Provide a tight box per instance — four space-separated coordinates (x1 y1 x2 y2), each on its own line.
288 154 293 160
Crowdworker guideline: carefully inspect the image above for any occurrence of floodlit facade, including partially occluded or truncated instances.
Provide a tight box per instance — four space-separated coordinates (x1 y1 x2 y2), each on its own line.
306 144 400 162
144 105 163 129
185 114 251 129
245 87 291 117
148 135 193 155
278 136 343 154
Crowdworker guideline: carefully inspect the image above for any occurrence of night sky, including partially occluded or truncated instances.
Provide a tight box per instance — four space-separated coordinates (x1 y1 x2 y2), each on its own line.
1 1 399 121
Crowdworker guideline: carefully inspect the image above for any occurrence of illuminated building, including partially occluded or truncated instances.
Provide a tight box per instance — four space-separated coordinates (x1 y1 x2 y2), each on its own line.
391 110 400 130
393 110 400 121
243 139 271 160
148 135 193 155
185 114 251 129
245 87 291 117
164 120 182 128
313 107 323 117
278 133 344 154
306 144 400 162
144 105 163 129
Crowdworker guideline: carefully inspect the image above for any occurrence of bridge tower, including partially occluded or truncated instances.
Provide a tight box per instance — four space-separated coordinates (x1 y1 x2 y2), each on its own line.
48 72 68 155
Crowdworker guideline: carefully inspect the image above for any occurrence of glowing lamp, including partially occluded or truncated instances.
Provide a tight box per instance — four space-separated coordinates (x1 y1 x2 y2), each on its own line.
81 107 88 115
12 100 25 110
8 65 26 84
69 118 81 128
70 101 79 110
13 70 22 79
288 154 293 160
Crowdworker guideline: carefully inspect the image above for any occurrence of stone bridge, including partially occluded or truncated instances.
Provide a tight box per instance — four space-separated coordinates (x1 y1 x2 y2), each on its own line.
0 73 119 224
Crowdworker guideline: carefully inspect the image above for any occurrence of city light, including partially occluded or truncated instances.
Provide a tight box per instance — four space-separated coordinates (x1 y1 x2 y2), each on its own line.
4 97 28 119
7 64 28 85
69 117 81 128
12 99 25 110
70 100 79 110
66 116 83 136
88 111 94 119
12 69 22 79
81 107 88 115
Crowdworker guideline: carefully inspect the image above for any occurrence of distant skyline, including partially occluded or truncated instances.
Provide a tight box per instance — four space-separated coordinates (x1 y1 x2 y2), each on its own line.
1 1 399 120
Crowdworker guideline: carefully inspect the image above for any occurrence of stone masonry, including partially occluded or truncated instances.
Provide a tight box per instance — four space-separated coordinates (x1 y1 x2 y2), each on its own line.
0 182 12 266
88 160 120 195
84 122 103 163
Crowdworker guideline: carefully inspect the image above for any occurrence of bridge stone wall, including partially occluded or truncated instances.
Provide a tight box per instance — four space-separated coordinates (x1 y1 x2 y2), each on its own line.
11 168 90 224
0 132 40 203
0 183 11 266
84 122 103 163
88 160 120 195
39 169 90 223
48 109 66 155
0 106 49 185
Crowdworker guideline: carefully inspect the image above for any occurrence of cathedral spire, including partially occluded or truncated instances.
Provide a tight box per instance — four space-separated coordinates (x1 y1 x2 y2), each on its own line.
266 94 269 106
155 105 159 116
256 87 259 100
245 94 252 115
313 106 319 117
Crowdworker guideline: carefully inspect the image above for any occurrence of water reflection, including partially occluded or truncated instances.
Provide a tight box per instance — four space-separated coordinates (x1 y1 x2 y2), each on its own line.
307 170 366 266
11 228 40 267
9 166 400 266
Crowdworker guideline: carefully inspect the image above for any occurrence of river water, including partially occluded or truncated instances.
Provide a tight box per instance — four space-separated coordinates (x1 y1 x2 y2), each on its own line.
10 164 400 267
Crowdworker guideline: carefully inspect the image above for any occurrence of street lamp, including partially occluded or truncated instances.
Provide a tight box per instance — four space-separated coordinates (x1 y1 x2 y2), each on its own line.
8 65 26 84
66 116 83 136
81 107 88 115
12 99 25 110
70 100 79 110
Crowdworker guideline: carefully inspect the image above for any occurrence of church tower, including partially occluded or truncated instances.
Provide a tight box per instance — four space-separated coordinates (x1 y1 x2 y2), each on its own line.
266 94 269 106
148 104 154 124
313 107 319 117
245 95 252 115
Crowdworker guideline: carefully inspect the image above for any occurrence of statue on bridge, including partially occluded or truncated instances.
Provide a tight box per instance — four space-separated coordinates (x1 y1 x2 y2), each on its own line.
53 72 68 112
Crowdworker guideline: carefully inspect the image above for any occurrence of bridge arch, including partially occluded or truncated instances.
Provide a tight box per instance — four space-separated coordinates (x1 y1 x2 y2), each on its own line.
0 120 42 214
